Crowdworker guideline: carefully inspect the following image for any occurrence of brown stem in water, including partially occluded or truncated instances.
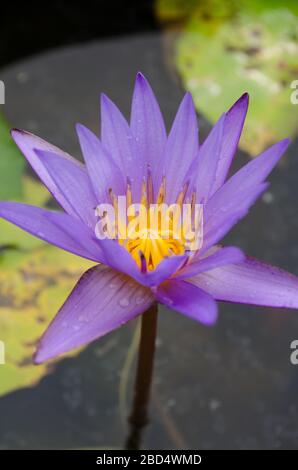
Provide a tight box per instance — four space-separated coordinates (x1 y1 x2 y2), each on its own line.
125 302 158 450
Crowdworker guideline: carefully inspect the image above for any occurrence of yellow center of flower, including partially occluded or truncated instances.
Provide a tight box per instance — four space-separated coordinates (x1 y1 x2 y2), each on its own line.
126 228 185 271
107 170 200 271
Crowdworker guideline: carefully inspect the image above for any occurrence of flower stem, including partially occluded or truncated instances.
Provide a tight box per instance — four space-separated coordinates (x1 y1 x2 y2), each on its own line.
125 302 158 450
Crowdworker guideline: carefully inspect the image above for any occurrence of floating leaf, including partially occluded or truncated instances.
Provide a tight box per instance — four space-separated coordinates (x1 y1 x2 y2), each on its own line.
0 246 93 396
157 1 298 154
22 175 50 207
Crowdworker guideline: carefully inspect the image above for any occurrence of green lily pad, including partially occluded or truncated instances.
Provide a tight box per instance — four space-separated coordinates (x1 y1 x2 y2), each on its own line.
158 1 298 154
0 245 93 396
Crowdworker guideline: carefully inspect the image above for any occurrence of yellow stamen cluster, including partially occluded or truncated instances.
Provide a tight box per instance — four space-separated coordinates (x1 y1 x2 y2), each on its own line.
107 170 198 271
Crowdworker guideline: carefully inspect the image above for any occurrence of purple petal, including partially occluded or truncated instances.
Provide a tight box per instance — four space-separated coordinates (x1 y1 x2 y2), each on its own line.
98 238 188 287
95 238 141 280
100 93 143 199
34 149 97 228
213 139 290 196
175 246 244 279
141 253 189 286
164 93 199 203
155 279 218 325
34 264 154 363
190 256 298 309
187 94 248 202
189 113 225 203
76 124 125 201
11 129 85 217
130 72 167 194
210 93 249 195
202 182 268 252
203 138 290 251
0 201 105 262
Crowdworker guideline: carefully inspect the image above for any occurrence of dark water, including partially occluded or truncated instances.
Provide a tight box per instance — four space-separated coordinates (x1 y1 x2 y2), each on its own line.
1 34 298 449
0 1 157 68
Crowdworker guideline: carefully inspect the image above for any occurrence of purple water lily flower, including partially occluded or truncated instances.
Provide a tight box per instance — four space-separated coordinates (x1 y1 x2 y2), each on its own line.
0 72 297 364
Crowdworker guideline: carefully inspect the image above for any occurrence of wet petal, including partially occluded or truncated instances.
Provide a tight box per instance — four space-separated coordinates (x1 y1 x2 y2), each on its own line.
98 238 188 287
76 123 125 201
141 254 189 287
190 256 298 309
202 139 290 251
156 279 218 325
210 93 249 195
100 93 142 199
189 113 225 203
184 95 248 202
11 129 85 217
130 72 167 193
164 93 199 203
35 149 97 228
202 182 268 253
34 264 154 363
175 246 244 279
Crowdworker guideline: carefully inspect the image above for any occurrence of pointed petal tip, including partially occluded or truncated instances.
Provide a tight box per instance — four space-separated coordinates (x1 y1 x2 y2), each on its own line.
227 92 249 115
241 91 249 101
33 349 43 365
75 122 84 132
175 92 196 116
203 309 218 327
75 122 92 140
100 92 122 115
76 123 101 146
136 71 146 82
279 137 291 150
134 72 153 92
10 127 22 136
184 91 195 104
239 92 249 108
100 92 111 105
10 128 32 140
33 344 58 364
262 137 291 160
33 344 49 365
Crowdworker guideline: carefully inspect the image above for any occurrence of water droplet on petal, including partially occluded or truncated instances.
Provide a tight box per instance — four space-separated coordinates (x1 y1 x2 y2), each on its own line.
119 298 130 308
78 315 89 323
